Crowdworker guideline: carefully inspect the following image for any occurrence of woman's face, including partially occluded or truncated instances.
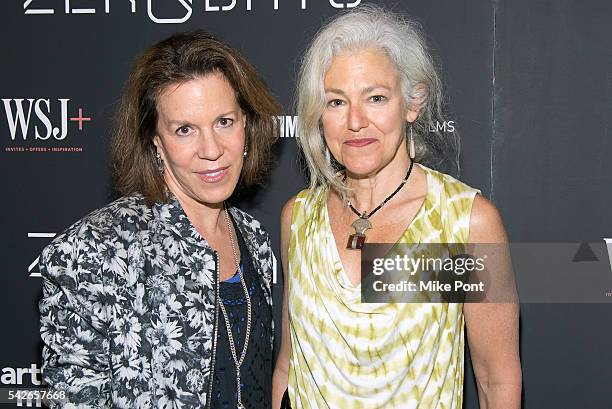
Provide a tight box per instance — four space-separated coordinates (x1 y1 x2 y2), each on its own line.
322 48 416 177
153 72 245 208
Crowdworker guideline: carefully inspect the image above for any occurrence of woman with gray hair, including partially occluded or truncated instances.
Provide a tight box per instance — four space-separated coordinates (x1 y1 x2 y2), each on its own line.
273 5 521 408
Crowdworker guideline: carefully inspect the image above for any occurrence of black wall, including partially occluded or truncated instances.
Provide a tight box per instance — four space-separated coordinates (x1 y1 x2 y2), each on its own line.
1 1 610 407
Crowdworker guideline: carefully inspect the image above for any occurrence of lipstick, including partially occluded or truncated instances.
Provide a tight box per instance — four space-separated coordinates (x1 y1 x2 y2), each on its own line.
196 166 229 183
344 138 377 147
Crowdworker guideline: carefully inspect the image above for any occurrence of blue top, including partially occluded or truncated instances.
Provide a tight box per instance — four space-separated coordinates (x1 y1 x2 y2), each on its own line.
210 215 273 408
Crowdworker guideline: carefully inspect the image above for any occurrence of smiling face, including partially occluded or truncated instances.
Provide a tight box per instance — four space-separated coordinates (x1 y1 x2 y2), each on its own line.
153 72 245 209
322 48 416 178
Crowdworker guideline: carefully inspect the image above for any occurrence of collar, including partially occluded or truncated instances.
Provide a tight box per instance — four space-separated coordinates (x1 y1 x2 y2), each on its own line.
150 195 262 264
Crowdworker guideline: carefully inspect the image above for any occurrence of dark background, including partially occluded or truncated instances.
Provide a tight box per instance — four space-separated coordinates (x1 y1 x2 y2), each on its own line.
1 0 610 407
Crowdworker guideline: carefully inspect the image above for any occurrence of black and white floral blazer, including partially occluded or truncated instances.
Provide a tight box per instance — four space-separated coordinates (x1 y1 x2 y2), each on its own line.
38 194 274 408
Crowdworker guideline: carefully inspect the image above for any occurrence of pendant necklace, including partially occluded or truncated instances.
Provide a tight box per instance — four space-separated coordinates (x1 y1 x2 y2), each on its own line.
220 205 252 409
346 160 414 250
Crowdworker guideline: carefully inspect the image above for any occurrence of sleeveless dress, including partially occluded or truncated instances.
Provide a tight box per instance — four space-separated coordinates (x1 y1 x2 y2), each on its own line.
287 163 480 409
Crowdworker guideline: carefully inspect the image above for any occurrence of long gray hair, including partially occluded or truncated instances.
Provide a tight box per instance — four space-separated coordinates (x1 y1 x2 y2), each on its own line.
296 4 458 193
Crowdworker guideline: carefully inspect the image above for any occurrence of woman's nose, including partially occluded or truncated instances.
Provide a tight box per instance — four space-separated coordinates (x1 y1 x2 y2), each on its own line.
196 131 223 161
347 103 369 132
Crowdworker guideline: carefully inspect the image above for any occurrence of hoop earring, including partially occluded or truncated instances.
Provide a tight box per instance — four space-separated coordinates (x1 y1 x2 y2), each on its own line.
408 122 416 159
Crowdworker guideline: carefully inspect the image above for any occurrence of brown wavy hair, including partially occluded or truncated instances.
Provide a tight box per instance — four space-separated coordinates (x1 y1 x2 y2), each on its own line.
111 30 281 205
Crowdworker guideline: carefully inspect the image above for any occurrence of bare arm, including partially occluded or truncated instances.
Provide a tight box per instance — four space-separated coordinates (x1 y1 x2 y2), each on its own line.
464 195 522 409
272 196 296 408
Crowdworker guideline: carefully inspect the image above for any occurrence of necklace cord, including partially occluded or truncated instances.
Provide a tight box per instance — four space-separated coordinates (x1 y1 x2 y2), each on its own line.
347 159 415 218
220 204 252 407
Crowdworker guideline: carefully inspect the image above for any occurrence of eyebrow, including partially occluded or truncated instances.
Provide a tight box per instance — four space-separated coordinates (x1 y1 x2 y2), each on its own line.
164 110 240 126
166 120 192 126
324 84 392 95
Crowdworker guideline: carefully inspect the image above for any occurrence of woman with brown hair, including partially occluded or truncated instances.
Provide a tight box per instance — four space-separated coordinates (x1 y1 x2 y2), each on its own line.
39 30 280 408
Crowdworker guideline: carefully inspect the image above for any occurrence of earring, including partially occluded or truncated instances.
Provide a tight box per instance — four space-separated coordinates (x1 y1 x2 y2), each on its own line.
243 145 248 157
155 152 164 174
408 122 416 159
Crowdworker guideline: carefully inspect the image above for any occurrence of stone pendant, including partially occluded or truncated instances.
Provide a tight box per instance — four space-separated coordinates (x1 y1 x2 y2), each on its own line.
347 216 372 250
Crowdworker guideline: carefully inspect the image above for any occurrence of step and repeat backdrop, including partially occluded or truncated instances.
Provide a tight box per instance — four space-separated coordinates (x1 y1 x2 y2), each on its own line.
1 0 611 407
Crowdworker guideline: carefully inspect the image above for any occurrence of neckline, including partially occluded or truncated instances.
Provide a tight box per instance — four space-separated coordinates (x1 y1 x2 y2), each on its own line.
323 163 432 289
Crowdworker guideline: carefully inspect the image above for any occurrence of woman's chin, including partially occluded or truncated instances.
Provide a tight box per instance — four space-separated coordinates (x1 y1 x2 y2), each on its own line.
343 162 383 178
176 185 238 208
196 189 236 206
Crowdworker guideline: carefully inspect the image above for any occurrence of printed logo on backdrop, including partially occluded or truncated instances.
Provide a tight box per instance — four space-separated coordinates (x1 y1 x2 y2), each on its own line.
2 98 91 153
429 120 455 133
27 233 56 278
275 117 454 138
1 365 42 387
24 0 361 23
279 116 297 138
0 364 44 407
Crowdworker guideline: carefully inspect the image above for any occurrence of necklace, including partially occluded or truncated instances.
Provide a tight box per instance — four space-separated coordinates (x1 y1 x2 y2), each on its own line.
219 205 252 409
346 160 414 250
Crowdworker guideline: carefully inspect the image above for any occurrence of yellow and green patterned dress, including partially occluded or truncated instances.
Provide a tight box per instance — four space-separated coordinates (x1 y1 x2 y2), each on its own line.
287 163 481 408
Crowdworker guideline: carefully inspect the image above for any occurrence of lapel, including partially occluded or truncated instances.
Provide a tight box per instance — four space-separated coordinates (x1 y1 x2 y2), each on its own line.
228 206 273 307
152 197 272 310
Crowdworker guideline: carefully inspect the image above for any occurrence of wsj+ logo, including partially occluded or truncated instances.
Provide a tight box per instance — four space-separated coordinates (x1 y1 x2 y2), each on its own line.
2 98 91 140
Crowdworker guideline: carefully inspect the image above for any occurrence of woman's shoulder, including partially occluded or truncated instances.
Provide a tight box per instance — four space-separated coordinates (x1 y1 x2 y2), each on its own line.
280 186 326 226
65 194 148 234
38 195 163 335
292 186 328 209
419 163 481 198
418 163 507 242
41 194 150 264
